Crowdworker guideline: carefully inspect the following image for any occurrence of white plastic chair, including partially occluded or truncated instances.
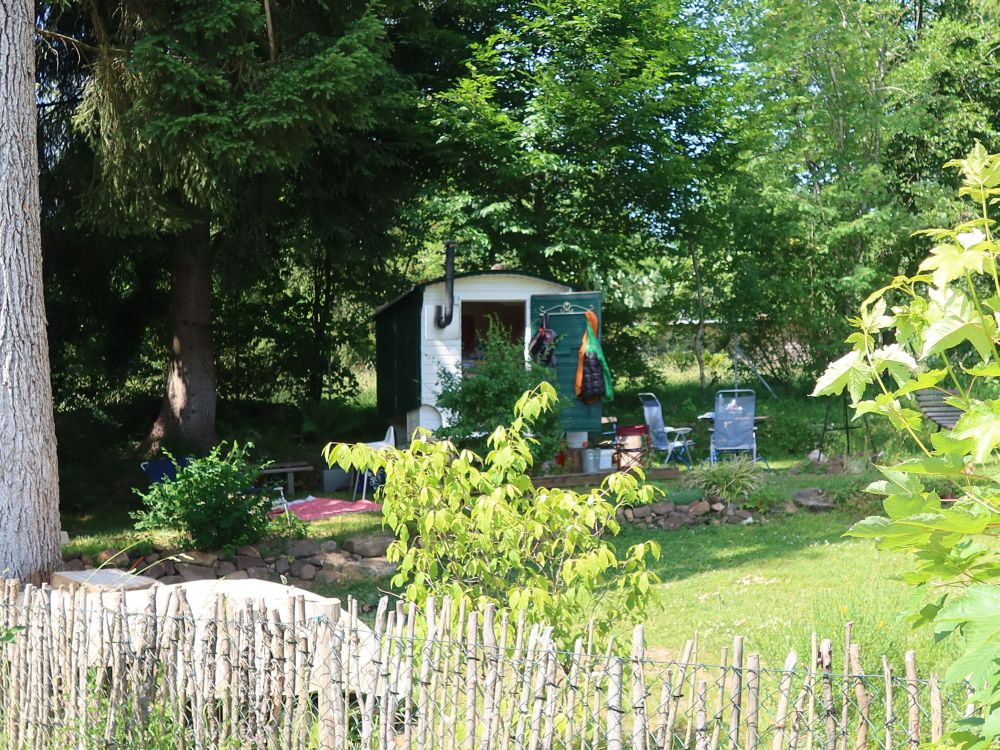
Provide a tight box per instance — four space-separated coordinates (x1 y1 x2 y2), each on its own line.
352 426 395 501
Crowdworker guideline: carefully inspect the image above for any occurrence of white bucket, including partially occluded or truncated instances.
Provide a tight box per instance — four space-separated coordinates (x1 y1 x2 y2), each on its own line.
599 449 614 471
581 448 601 474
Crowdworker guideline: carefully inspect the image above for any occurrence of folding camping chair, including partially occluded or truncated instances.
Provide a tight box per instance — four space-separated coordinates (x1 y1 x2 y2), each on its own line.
139 456 190 484
709 389 763 464
614 424 649 471
638 393 694 468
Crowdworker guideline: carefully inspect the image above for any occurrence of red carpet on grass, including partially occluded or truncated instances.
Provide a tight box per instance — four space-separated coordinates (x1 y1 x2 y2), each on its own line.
269 497 380 522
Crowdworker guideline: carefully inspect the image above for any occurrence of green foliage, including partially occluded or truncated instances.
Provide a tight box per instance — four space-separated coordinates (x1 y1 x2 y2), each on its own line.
0 626 22 645
325 383 661 649
814 144 1000 750
436 321 564 464
133 443 272 549
683 458 766 504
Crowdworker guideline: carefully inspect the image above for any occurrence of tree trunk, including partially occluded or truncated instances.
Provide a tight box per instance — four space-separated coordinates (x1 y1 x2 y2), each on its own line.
0 0 63 582
146 225 218 453
689 239 708 392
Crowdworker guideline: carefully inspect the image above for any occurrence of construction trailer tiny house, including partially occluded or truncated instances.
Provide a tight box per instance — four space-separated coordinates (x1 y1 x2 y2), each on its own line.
374 269 603 442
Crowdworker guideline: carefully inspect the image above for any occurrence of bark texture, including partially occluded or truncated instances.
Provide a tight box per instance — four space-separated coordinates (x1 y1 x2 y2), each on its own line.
146 225 219 453
0 0 63 581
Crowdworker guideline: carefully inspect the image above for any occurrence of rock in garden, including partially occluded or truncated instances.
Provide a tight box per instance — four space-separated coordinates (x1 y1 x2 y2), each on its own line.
340 558 399 580
215 561 236 577
62 558 84 572
321 551 351 570
275 558 291 574
223 570 249 580
688 500 711 517
177 563 217 582
183 550 218 567
734 509 753 519
246 566 272 580
320 539 339 553
286 539 320 559
624 508 634 522
632 505 653 520
808 449 828 463
159 575 184 585
343 534 394 558
97 548 128 568
235 555 261 571
313 569 340 585
649 502 675 516
710 502 727 512
236 545 262 559
657 515 683 530
793 488 835 511
292 562 316 581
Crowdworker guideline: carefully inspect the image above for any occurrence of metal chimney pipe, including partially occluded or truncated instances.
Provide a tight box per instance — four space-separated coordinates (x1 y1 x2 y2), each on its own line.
435 241 457 328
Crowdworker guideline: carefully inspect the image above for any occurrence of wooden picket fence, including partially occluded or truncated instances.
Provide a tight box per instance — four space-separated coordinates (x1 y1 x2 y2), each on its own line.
0 579 973 750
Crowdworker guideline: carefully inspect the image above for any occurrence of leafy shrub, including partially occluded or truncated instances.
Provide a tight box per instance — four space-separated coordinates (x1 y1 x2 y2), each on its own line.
133 442 272 550
436 320 564 464
814 144 1000 750
740 487 780 514
683 457 765 503
324 383 660 649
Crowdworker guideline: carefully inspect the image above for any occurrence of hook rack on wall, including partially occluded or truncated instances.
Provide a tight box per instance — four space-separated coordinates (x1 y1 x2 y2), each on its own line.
539 301 595 316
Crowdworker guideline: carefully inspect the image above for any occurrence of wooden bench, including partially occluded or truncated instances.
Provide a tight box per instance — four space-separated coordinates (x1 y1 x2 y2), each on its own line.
913 389 962 430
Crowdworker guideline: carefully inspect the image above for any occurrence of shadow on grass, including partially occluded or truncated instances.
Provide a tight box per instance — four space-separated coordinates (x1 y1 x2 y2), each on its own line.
614 510 864 585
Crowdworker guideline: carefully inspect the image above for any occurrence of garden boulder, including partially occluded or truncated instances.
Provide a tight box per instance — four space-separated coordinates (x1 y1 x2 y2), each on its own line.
342 534 394 558
793 488 835 511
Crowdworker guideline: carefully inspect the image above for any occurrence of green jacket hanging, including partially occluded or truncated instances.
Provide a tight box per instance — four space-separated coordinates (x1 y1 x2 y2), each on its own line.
575 310 613 404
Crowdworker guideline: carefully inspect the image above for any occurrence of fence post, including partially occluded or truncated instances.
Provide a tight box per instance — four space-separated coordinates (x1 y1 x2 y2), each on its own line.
839 623 853 750
820 639 836 750
747 653 761 750
929 674 943 743
608 657 624 750
730 636 745 750
664 638 694 750
904 651 919 750
696 680 710 750
849 644 871 750
881 656 894 750
632 625 649 750
771 650 798 750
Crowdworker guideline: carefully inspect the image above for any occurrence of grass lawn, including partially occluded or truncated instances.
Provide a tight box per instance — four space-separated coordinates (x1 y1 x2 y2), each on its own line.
616 510 956 674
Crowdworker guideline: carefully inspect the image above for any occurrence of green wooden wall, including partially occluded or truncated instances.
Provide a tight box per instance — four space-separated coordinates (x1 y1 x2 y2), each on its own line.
529 292 603 432
375 289 422 419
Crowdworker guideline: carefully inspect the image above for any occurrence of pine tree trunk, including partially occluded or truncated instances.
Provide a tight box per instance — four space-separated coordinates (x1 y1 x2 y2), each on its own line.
0 0 63 582
146 225 218 453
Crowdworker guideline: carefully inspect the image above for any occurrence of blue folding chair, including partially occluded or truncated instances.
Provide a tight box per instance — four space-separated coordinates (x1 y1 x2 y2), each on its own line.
638 393 694 468
709 389 767 465
139 457 190 484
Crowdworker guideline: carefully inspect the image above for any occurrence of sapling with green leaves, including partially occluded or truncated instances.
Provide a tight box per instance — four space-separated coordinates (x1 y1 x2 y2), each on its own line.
814 143 1000 750
324 383 661 649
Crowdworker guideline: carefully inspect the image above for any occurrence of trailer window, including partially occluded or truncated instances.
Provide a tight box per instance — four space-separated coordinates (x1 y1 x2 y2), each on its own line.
461 301 525 368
